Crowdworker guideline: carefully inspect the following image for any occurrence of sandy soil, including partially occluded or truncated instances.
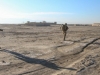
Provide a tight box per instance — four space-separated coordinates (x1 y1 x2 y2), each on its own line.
0 25 100 75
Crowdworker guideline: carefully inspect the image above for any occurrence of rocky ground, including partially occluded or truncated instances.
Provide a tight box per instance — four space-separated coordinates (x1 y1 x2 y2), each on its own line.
0 25 100 75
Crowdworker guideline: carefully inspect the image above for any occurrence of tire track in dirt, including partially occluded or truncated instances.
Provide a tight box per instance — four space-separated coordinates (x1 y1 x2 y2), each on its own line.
74 38 100 55
51 38 100 75
0 38 100 75
16 39 98 75
27 38 100 75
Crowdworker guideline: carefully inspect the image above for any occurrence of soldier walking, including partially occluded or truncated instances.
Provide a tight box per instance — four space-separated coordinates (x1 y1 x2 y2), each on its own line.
61 23 69 41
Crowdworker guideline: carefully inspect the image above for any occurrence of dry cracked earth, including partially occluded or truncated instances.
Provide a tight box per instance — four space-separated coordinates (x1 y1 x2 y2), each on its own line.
0 25 100 75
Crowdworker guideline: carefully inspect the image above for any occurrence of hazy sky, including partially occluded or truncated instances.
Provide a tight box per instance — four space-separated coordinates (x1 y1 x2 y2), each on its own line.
0 0 100 24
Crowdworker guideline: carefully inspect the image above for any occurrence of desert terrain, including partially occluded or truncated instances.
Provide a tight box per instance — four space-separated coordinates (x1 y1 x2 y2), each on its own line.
0 24 100 75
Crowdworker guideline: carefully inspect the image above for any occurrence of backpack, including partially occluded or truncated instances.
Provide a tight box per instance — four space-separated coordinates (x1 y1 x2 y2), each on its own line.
62 25 68 31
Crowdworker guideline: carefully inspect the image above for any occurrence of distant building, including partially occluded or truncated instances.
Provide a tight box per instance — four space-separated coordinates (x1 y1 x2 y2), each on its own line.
73 24 91 26
25 21 57 26
92 23 100 26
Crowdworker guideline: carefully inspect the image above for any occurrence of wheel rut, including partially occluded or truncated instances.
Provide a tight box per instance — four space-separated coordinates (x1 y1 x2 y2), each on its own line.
0 38 100 75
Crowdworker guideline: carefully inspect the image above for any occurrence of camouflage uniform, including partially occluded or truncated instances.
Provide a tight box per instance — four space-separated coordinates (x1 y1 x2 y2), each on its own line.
61 23 68 41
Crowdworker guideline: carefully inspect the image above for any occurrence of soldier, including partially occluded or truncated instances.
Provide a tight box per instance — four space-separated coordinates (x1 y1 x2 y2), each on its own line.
61 23 69 41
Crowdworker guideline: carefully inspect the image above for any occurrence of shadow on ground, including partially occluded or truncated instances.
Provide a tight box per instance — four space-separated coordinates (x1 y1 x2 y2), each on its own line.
0 49 77 71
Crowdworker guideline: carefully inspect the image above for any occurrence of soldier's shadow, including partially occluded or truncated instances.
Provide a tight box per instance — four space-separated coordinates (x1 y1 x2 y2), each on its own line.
1 49 77 71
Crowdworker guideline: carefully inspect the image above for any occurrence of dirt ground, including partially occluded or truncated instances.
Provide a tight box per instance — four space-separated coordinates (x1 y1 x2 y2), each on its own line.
0 25 100 75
